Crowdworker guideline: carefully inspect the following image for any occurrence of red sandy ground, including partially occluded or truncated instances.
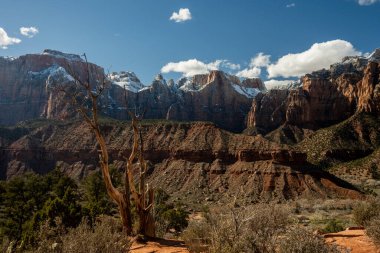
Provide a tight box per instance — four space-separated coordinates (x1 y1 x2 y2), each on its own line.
129 228 380 253
129 238 190 253
325 228 380 253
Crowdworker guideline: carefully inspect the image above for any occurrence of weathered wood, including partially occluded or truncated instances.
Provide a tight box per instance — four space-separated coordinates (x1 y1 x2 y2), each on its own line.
62 56 156 237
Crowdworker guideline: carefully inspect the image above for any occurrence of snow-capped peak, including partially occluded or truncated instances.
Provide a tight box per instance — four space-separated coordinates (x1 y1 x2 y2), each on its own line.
42 49 84 62
231 83 260 98
367 48 380 62
108 71 145 93
0 56 18 61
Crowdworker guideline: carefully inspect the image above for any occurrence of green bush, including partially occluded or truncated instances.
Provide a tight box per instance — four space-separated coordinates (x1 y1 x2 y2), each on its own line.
154 189 189 237
322 219 345 233
353 198 380 226
0 170 86 249
83 169 119 221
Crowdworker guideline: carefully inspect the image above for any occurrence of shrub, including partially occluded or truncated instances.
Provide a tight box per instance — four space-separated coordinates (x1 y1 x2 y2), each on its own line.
367 217 380 246
183 204 290 253
182 219 211 253
279 228 340 253
322 219 345 233
154 189 189 237
83 169 118 221
353 198 380 226
242 204 290 253
30 216 129 253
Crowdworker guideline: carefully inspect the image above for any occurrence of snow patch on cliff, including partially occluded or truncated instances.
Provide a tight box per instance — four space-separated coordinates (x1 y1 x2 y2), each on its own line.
232 84 260 98
29 65 74 82
108 71 146 93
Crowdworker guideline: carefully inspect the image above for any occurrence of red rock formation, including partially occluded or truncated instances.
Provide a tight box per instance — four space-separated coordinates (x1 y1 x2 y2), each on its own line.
0 51 263 132
0 121 362 201
247 54 380 135
168 71 258 132
357 62 380 114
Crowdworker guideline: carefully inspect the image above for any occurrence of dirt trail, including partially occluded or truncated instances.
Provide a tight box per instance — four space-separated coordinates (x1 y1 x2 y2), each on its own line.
129 238 190 253
325 228 380 253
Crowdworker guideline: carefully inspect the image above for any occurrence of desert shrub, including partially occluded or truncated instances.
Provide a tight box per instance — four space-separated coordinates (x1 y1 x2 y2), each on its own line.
279 228 340 253
367 217 380 246
242 204 290 253
353 198 380 226
322 219 345 233
154 189 189 237
31 216 129 253
183 204 290 253
182 219 211 253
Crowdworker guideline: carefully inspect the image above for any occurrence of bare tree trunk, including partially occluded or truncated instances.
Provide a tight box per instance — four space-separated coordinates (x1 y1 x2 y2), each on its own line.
94 127 133 236
62 56 156 237
127 115 156 237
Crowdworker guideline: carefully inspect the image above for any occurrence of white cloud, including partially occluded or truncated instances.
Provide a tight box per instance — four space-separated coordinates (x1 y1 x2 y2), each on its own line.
286 3 296 8
223 62 241 70
161 59 218 77
234 53 270 78
250 52 271 68
161 59 240 77
264 79 296 90
236 67 261 78
0 27 21 49
20 27 39 38
267 39 360 78
206 60 223 70
357 0 379 5
170 8 192 23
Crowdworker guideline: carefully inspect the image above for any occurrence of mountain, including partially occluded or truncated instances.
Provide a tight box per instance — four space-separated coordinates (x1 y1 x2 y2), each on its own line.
3 49 379 202
247 49 380 140
0 50 265 132
0 119 362 203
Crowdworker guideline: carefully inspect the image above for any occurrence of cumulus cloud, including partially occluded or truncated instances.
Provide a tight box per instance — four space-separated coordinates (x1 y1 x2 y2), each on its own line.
161 59 240 77
170 8 192 23
236 67 261 78
286 3 296 7
235 52 270 78
0 27 21 49
357 0 379 5
267 39 360 78
161 59 218 77
250 52 271 68
223 62 241 70
20 27 39 38
264 79 296 90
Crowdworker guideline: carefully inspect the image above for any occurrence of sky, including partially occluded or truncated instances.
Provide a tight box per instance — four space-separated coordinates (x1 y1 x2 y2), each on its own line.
0 0 379 85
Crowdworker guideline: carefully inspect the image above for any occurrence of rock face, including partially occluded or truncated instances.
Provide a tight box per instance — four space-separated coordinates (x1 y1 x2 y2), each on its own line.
0 50 264 132
248 49 380 135
166 71 261 131
0 50 102 124
0 120 361 202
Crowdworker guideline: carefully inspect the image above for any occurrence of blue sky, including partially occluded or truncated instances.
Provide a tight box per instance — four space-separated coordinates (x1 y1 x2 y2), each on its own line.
0 0 379 84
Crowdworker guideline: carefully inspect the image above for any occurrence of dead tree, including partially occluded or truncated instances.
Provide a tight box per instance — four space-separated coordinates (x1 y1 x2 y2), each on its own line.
55 54 155 237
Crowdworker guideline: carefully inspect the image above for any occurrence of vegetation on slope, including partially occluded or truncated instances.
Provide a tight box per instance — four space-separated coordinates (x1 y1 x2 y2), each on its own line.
296 113 380 167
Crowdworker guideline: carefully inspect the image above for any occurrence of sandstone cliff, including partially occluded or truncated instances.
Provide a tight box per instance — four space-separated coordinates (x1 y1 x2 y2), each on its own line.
247 49 380 138
0 50 264 132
